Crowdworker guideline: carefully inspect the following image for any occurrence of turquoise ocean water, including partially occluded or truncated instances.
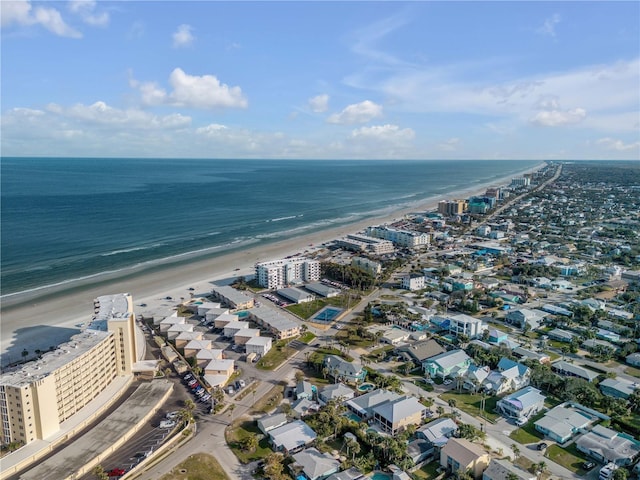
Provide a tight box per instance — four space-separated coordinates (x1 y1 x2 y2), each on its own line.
1 158 539 297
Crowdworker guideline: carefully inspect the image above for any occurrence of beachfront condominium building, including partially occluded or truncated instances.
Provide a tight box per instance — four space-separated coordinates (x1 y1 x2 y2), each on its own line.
366 226 430 249
510 177 531 188
0 293 138 447
438 200 467 217
335 234 394 255
351 256 382 276
255 257 321 289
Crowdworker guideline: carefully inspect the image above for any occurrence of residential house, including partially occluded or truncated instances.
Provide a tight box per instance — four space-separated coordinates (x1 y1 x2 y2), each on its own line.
371 396 427 434
318 383 354 406
296 380 315 400
408 438 434 465
402 274 425 291
195 348 224 368
482 459 535 480
448 314 486 339
245 336 272 356
505 308 547 330
234 328 260 345
345 389 401 420
496 386 545 420
396 339 446 365
290 448 340 480
175 331 204 349
269 420 317 454
534 405 592 443
463 366 491 392
512 347 550 364
485 358 530 394
323 355 366 384
203 358 235 387
417 418 458 448
326 468 365 480
599 377 638 400
626 352 640 367
551 361 599 382
213 312 239 329
440 437 491 480
486 329 508 345
576 425 640 466
257 412 288 435
223 321 250 338
291 398 319 418
547 328 576 343
423 349 472 380
181 338 210 356
381 329 411 345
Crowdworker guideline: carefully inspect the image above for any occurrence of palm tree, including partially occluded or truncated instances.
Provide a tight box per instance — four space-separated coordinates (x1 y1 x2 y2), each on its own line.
436 406 445 417
511 443 520 461
536 461 547 480
92 465 108 480
448 398 457 413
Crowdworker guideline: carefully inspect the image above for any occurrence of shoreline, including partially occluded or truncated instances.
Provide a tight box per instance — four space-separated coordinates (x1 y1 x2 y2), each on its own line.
0 162 545 362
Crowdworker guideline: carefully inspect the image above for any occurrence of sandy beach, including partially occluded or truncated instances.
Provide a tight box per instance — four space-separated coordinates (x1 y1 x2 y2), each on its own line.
1 162 544 365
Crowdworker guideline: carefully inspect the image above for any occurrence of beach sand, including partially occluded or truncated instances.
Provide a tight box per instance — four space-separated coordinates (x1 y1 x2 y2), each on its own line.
1 162 544 364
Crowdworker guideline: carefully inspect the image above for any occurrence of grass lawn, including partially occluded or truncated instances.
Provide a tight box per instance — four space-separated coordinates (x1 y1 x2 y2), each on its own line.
509 411 546 444
411 462 442 480
335 328 376 348
439 392 499 423
299 331 316 344
225 419 273 464
250 384 284 415
256 339 297 370
546 443 589 475
286 295 353 320
159 453 230 480
625 366 640 378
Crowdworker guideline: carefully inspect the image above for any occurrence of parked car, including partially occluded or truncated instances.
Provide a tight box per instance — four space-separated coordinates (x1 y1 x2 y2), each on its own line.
227 386 235 395
188 379 197 387
537 442 548 451
159 420 176 429
183 373 193 381
166 411 179 420
515 417 528 426
443 379 453 385
107 468 126 477
582 462 596 470
238 379 246 388
425 378 435 385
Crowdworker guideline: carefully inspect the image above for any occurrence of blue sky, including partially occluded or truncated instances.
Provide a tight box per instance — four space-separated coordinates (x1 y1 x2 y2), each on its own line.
1 1 639 160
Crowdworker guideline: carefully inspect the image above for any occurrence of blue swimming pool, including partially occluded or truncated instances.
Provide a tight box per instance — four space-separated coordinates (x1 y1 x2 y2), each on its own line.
370 472 391 480
237 310 249 318
312 306 344 322
357 382 375 392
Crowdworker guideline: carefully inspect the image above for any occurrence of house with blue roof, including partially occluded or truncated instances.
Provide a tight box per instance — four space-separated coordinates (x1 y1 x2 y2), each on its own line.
599 377 638 400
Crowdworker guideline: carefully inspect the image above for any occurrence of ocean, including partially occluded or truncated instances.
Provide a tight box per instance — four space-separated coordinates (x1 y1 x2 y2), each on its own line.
1 158 540 298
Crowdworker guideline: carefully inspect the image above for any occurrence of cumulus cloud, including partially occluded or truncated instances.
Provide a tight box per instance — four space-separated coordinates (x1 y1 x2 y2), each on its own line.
308 94 329 113
68 0 109 27
530 107 587 127
350 124 415 142
195 124 229 136
327 100 383 124
536 13 561 38
172 24 195 48
1 0 82 38
597 137 640 151
132 68 247 109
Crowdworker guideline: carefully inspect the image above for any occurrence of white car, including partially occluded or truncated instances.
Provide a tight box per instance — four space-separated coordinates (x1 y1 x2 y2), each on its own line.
238 379 246 388
425 378 435 385
515 417 528 426
443 379 453 385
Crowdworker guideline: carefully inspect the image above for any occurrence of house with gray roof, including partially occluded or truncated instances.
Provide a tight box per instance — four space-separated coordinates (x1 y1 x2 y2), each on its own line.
257 412 288 435
505 308 547 330
290 447 340 480
291 398 319 418
269 420 317 454
318 383 354 406
496 386 545 420
305 282 341 298
278 287 315 304
326 468 365 480
627 352 640 367
371 396 426 434
551 361 599 382
599 377 638 400
397 339 446 364
323 355 366 384
296 380 314 400
345 389 401 420
547 328 576 343
417 418 458 447
423 349 472 379
534 405 592 443
576 425 640 466
512 347 550 364
482 459 535 480
408 438 434 465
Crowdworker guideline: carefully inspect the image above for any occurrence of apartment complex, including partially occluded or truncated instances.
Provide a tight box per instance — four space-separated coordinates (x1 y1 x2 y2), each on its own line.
438 200 467 216
0 293 137 447
255 258 321 289
366 226 430 249
335 234 394 255
351 256 382 276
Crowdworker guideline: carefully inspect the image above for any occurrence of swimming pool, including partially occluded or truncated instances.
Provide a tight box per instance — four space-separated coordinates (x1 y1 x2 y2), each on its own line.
357 382 375 393
237 310 250 318
312 306 344 322
370 472 391 480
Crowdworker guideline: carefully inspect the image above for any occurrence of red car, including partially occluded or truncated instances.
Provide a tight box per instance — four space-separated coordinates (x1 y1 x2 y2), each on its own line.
108 468 126 476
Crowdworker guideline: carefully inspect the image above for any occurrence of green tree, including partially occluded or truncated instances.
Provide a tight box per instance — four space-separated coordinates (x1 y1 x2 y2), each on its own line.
536 461 547 480
448 398 457 413
612 468 628 480
241 434 258 452
511 443 520 461
264 452 286 480
92 465 108 480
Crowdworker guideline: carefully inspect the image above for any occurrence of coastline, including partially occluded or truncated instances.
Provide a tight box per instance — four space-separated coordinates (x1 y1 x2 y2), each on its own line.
0 162 545 362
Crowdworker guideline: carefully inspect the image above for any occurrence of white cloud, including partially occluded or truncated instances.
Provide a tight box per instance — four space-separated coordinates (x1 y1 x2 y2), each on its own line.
536 13 561 38
438 137 461 151
132 68 247 109
327 100 383 124
350 124 414 142
1 0 82 38
597 137 640 152
172 24 195 48
308 94 329 113
195 124 229 136
68 0 109 27
530 107 587 127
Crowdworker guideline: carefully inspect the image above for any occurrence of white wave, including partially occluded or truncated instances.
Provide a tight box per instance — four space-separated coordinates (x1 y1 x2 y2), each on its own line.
266 215 298 222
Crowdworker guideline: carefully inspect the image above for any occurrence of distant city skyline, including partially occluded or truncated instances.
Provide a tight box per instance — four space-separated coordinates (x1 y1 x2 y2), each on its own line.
1 1 638 160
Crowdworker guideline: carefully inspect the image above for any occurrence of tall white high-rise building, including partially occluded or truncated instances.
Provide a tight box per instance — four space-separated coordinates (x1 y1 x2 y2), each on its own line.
255 258 320 289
